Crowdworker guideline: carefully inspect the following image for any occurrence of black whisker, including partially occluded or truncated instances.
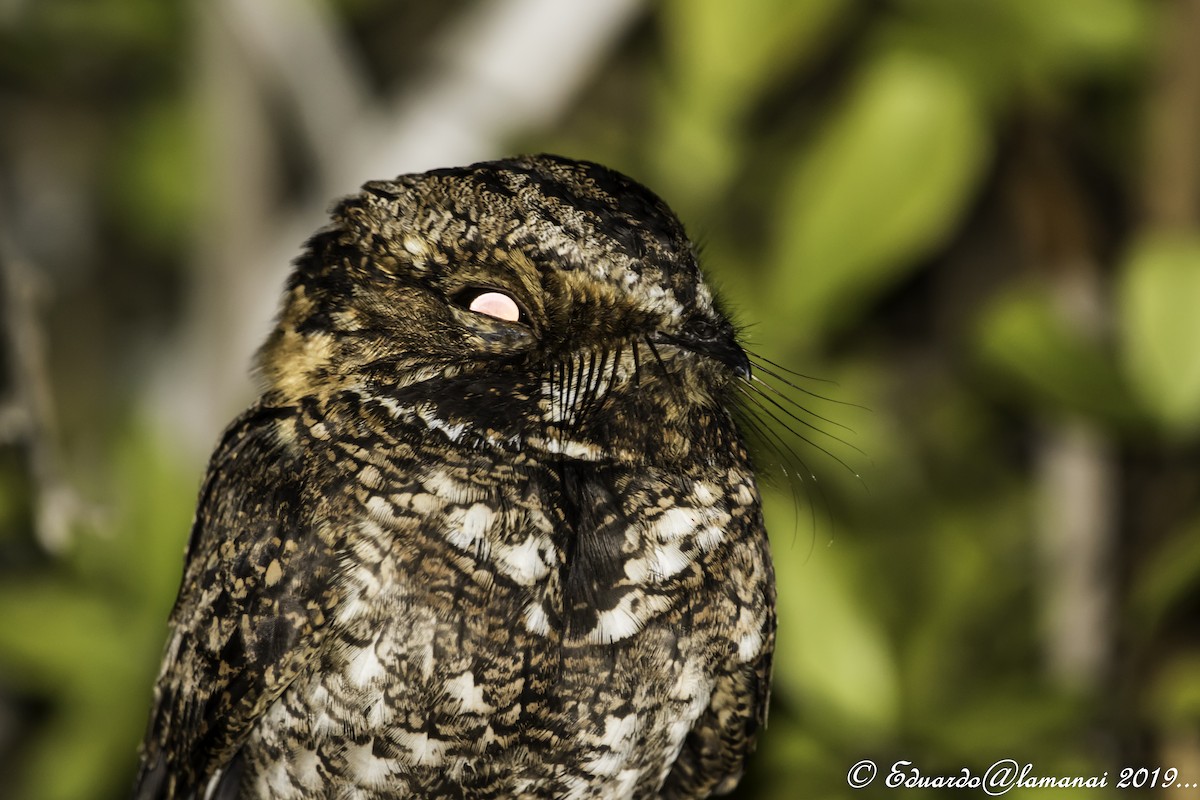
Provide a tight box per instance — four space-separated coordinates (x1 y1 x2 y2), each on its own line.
747 351 837 384
546 360 564 453
567 350 589 438
630 338 643 388
583 348 598 402
566 351 582 428
736 388 817 483
601 342 621 412
736 398 819 541
748 357 869 410
749 374 855 433
745 379 866 456
643 336 680 397
737 384 863 483
737 406 805 486
578 347 607 424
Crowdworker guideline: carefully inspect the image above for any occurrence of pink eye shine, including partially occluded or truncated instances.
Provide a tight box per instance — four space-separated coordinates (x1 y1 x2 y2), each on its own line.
468 291 522 323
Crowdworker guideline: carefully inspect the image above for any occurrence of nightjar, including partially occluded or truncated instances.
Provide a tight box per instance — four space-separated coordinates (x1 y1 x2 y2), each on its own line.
134 155 776 799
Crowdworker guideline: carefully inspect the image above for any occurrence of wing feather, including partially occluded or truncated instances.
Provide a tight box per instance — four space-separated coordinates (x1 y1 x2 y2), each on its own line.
134 403 343 799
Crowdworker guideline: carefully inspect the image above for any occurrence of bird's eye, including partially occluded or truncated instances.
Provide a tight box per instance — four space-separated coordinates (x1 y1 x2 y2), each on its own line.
457 289 525 324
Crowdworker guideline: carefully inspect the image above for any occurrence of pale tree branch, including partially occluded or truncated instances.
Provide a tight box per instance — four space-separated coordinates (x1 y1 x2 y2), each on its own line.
0 216 96 551
1007 121 1116 693
150 0 646 456
210 0 374 184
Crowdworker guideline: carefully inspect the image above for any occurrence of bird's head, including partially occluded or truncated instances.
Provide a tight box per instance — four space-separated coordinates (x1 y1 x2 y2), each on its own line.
259 154 750 467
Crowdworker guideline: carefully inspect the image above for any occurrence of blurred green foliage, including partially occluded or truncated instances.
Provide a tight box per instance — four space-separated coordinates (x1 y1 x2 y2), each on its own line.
1120 233 1200 433
0 429 193 799
3 1 1200 799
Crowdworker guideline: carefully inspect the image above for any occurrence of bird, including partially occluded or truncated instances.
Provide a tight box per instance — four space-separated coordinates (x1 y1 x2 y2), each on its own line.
133 154 776 799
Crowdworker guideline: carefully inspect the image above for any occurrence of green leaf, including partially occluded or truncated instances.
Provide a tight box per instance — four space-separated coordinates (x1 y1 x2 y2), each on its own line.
0 582 128 692
655 0 847 213
661 0 845 122
1128 516 1200 640
1148 650 1200 728
880 0 1151 111
16 697 144 800
771 50 988 339
768 494 899 740
111 97 201 254
1118 234 1200 434
38 0 179 52
1002 0 1152 75
974 286 1136 424
71 425 194 609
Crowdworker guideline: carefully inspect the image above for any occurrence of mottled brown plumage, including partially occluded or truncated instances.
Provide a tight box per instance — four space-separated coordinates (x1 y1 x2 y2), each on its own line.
134 155 776 799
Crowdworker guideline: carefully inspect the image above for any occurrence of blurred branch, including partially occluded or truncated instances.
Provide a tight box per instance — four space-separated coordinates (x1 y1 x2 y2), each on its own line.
1143 2 1200 795
1143 0 1200 231
211 0 374 187
142 1 283 457
1008 120 1116 693
342 0 646 180
152 0 646 455
0 218 92 551
1034 420 1115 689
